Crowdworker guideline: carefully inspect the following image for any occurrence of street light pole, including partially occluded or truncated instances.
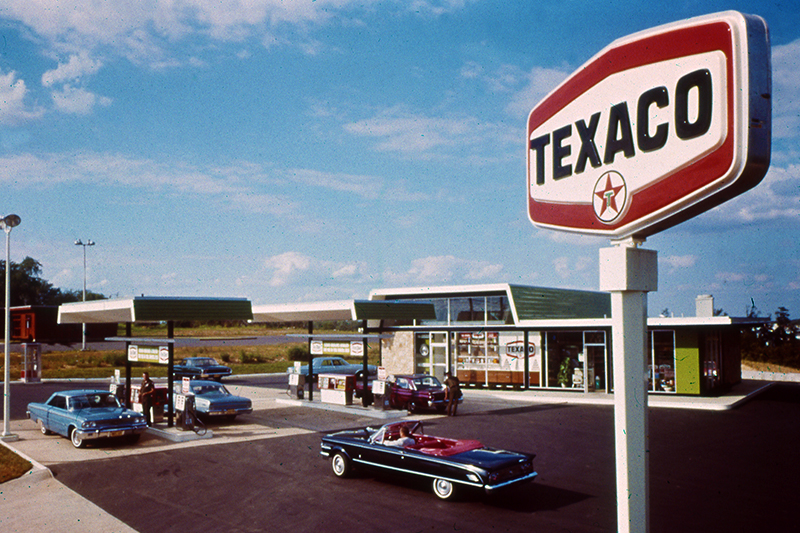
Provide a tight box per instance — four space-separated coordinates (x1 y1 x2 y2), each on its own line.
74 239 95 351
2 213 21 441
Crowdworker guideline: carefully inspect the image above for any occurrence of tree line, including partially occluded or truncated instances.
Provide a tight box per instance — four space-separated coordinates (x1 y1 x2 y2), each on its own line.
741 306 800 369
0 256 106 307
3 256 798 368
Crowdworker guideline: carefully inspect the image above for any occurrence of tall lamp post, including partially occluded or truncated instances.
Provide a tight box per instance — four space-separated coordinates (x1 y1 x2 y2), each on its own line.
74 239 95 351
2 213 21 441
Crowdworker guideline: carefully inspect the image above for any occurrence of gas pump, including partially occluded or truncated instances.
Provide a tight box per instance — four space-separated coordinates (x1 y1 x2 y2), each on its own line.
287 372 305 399
175 393 197 431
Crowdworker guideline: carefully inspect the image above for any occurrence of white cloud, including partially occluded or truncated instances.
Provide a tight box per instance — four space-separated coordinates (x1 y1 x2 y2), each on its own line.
332 263 360 278
264 251 312 287
553 255 592 280
50 85 112 115
662 255 698 272
343 105 516 161
459 61 483 79
288 168 384 199
0 152 299 217
263 251 367 287
3 1 466 65
771 38 800 140
384 255 504 285
0 151 415 214
716 271 746 283
0 69 44 125
42 52 103 87
506 66 570 119
407 0 471 17
704 163 800 225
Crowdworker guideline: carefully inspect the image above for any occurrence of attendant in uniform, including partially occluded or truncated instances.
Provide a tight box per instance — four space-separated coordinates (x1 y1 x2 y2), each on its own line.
444 371 461 417
139 372 155 426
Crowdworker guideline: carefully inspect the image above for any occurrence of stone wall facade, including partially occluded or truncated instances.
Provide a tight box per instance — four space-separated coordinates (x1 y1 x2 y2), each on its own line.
380 331 415 375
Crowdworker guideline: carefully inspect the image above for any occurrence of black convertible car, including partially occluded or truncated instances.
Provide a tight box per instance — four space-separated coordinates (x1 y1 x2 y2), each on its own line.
320 420 537 500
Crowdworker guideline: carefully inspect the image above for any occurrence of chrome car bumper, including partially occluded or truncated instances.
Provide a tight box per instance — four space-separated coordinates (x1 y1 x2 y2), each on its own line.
76 425 147 440
207 407 252 416
484 471 538 492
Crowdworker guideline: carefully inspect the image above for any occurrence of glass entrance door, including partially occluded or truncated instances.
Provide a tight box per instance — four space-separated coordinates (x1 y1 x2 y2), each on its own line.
584 331 607 392
415 332 449 381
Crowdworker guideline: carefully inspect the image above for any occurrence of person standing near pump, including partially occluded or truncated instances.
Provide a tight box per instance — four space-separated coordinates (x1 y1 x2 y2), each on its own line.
444 371 461 416
139 372 155 426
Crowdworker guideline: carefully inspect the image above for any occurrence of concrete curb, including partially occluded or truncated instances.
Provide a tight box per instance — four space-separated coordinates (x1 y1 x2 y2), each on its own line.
742 370 800 382
0 438 53 484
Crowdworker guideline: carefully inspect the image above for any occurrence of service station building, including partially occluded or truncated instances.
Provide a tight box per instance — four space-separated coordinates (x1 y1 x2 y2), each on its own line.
255 283 759 397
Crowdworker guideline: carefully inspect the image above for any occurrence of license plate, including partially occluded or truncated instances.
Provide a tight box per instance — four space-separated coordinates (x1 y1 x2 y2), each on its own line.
108 431 124 437
225 409 236 415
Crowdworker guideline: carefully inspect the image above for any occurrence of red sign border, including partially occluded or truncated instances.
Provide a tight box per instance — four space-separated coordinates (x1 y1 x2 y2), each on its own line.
527 14 769 238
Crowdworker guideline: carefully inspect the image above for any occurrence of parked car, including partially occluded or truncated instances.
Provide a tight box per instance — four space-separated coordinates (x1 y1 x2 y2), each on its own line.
287 356 377 379
27 390 148 448
355 373 461 413
174 380 252 420
320 420 537 500
173 357 232 381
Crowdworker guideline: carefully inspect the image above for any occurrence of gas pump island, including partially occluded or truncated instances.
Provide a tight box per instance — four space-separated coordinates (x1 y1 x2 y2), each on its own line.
526 11 770 533
58 296 254 430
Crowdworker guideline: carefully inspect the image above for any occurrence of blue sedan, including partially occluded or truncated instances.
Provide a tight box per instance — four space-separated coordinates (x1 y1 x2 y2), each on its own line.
287 357 377 379
175 380 253 420
173 357 232 381
27 390 147 448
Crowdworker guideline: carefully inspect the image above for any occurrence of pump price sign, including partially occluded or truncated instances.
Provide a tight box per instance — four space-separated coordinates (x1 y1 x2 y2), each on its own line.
527 11 770 239
128 345 169 364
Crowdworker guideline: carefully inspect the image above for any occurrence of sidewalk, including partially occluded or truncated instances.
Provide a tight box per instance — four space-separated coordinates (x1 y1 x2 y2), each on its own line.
0 439 137 533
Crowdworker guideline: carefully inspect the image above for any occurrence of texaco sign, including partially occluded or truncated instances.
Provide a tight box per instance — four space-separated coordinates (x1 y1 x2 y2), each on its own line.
527 11 771 238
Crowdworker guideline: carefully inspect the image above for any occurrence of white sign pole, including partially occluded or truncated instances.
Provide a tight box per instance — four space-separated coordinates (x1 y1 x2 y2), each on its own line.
599 239 657 533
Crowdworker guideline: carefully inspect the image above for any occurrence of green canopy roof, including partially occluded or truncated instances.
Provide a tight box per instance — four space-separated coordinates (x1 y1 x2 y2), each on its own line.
58 296 253 324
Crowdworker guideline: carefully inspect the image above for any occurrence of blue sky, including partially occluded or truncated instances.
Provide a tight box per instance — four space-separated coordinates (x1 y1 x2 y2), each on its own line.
1 0 798 319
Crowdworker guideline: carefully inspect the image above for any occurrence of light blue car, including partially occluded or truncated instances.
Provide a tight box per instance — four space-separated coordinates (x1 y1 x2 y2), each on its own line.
287 356 377 379
27 390 147 448
174 380 253 420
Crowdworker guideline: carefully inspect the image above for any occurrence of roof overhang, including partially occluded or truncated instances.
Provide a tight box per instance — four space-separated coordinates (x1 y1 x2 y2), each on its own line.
251 300 436 323
647 316 766 327
58 296 253 324
370 283 511 300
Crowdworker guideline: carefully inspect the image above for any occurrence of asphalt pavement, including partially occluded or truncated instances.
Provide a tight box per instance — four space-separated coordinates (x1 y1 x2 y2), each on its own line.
0 374 795 532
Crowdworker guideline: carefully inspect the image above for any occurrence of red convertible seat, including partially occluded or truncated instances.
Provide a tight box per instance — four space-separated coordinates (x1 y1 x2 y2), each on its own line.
409 436 483 457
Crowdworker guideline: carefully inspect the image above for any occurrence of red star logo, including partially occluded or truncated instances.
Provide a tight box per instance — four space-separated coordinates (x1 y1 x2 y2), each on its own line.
594 175 625 217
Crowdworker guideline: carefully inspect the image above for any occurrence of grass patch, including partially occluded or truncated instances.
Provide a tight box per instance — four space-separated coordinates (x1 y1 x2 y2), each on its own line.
0 445 33 484
1 336 380 380
118 323 308 338
741 360 800 374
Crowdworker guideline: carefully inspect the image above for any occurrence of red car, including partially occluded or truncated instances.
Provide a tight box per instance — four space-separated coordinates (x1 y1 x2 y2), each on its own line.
356 374 459 413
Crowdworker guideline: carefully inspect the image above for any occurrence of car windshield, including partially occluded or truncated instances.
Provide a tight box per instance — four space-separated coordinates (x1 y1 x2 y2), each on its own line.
191 383 229 396
70 393 119 410
412 376 442 388
189 358 218 367
370 421 423 444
